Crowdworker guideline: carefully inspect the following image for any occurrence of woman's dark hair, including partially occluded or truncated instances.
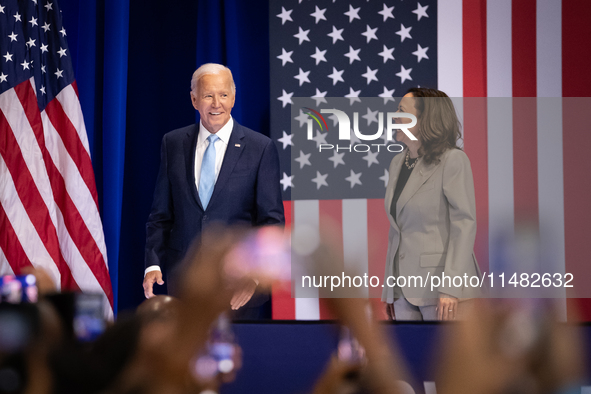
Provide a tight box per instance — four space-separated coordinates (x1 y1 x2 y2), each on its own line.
406 87 462 164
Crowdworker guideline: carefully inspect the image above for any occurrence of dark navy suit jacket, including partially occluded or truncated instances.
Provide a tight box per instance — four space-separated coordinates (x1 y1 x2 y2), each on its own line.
145 121 285 294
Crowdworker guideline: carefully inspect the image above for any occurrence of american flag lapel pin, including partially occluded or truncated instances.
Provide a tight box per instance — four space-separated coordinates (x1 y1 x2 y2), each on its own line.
235 144 241 147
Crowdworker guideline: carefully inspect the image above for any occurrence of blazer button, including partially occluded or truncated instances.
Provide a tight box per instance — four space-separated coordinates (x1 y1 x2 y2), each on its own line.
399 253 405 259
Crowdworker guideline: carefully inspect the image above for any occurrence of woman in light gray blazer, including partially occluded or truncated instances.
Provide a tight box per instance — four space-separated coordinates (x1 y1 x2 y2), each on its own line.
382 88 481 321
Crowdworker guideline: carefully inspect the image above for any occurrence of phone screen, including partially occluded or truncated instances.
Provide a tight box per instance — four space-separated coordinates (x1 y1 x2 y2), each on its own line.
0 275 38 304
73 293 106 342
0 303 38 352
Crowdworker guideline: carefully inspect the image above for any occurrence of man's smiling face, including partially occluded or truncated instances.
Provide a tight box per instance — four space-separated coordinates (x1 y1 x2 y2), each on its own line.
191 71 235 133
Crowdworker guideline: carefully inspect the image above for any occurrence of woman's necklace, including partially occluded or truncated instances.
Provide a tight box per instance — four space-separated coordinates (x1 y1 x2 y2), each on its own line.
405 150 418 170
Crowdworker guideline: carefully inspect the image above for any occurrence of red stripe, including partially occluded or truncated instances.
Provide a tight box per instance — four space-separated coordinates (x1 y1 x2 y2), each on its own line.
463 1 489 272
318 299 333 320
270 280 293 320
0 106 77 289
563 99 591 320
14 82 112 307
512 98 539 225
511 1 539 230
72 81 80 98
562 0 591 97
463 0 487 97
463 99 489 272
0 201 33 274
272 201 295 319
45 97 99 208
367 198 389 300
563 0 591 321
512 0 537 97
369 298 388 320
318 200 343 320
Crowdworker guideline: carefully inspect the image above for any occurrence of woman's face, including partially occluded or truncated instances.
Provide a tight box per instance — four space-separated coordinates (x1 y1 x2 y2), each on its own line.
395 93 420 145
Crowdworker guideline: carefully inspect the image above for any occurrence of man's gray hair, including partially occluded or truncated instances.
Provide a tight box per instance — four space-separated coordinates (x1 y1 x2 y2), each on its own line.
190 63 236 94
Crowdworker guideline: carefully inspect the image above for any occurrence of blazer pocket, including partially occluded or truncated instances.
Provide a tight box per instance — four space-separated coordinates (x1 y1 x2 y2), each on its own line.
229 170 252 178
420 253 446 267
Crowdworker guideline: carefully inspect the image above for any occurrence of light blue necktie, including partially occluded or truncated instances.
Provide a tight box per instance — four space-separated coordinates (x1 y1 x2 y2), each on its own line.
199 134 219 209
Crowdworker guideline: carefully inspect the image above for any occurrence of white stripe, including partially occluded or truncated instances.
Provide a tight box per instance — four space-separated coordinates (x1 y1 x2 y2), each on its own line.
0 87 60 231
294 200 320 320
0 154 61 287
537 99 566 318
537 0 562 97
55 85 92 156
41 111 109 265
437 0 463 144
437 0 463 97
0 247 15 276
103 296 114 321
537 0 564 319
342 199 368 297
295 298 320 321
487 0 513 272
487 0 512 97
487 98 514 270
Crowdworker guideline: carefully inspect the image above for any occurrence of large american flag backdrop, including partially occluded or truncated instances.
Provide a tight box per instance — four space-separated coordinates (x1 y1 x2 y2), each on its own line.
0 0 113 318
269 0 591 320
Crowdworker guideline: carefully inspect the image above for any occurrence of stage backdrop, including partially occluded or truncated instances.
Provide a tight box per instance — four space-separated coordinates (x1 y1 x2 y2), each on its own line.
268 0 591 321
59 0 271 312
52 0 591 317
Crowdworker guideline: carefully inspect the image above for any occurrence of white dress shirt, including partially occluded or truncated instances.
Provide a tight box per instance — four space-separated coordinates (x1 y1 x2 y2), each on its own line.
194 117 233 191
145 117 234 276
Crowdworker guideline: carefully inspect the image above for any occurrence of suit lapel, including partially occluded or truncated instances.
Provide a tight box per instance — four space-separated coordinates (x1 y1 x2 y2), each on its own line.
184 125 203 210
396 154 440 220
385 152 404 230
208 122 245 204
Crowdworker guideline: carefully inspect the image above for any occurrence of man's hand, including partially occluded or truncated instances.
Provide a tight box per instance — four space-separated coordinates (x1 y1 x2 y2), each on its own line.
230 278 257 310
437 294 458 320
143 270 164 299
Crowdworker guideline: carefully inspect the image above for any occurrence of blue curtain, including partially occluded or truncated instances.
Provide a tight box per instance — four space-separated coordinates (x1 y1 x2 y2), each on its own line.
61 0 270 313
60 0 130 312
195 0 271 134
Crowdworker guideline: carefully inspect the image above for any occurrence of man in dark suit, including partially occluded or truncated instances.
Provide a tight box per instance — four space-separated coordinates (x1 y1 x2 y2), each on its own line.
143 63 284 319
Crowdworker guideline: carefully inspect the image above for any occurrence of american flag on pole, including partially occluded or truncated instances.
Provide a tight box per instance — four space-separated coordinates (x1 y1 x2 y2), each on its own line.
270 0 591 320
0 0 113 318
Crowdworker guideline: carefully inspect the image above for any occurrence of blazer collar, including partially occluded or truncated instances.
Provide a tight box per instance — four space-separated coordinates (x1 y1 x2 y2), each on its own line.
395 151 440 219
207 121 246 206
384 149 442 226
184 124 202 209
384 152 404 230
